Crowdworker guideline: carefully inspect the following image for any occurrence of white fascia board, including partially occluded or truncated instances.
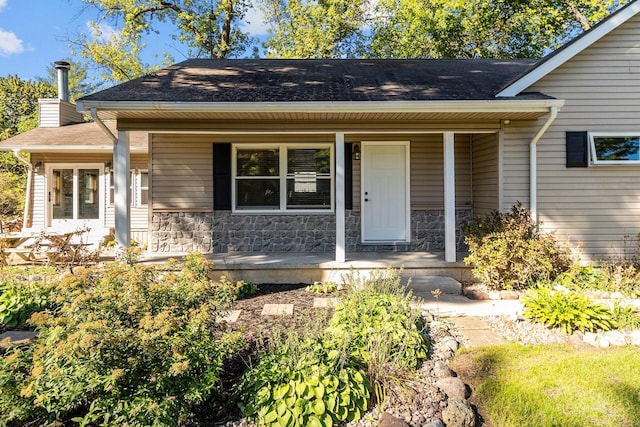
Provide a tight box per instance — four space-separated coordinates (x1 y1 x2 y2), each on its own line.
498 1 640 97
77 99 564 114
0 146 147 153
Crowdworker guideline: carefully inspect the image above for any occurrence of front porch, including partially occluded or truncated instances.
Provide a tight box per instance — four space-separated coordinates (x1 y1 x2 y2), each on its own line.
141 250 473 283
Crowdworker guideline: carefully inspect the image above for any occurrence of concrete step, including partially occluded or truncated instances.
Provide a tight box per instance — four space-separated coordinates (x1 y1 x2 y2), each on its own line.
407 275 462 297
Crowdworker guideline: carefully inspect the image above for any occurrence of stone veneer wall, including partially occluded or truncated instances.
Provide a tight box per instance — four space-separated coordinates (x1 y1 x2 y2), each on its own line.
151 209 471 253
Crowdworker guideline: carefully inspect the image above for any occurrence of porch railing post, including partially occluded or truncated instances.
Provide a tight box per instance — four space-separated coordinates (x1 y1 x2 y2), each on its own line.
444 132 456 262
115 130 131 249
335 132 346 263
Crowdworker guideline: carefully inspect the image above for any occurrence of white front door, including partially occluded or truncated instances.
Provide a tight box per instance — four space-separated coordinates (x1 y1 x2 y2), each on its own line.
47 164 104 232
361 142 410 243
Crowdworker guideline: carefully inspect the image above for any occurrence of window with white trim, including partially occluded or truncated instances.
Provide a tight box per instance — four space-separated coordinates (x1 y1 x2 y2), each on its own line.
108 169 148 207
233 144 333 212
590 133 640 165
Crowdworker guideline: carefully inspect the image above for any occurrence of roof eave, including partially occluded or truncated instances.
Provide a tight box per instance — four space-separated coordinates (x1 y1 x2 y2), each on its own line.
497 1 640 97
76 99 565 115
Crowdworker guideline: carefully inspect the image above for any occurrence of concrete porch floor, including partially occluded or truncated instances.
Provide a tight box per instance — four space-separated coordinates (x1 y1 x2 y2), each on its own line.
141 251 472 284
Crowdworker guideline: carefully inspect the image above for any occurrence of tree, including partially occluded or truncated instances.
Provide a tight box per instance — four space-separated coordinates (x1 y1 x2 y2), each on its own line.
367 0 629 59
0 76 55 221
37 59 103 102
261 0 368 58
0 76 56 141
71 0 253 83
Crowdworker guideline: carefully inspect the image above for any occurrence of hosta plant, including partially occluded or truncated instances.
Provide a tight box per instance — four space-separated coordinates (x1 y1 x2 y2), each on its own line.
522 287 617 334
238 336 370 427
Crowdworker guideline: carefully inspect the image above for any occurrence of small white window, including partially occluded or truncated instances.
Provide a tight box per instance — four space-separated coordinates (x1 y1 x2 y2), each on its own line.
108 169 148 207
589 133 640 165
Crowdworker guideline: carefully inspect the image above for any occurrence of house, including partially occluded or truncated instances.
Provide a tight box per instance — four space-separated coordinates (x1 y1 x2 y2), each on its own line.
0 62 149 246
3 1 640 265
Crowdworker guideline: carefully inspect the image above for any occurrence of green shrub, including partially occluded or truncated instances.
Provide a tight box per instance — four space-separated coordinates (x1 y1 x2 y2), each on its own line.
237 333 370 427
553 264 608 292
610 302 640 330
522 288 617 334
306 281 339 294
463 203 571 290
0 268 56 327
325 292 427 371
0 254 247 426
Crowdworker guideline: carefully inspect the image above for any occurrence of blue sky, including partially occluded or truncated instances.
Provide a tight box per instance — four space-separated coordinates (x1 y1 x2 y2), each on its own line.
0 0 267 81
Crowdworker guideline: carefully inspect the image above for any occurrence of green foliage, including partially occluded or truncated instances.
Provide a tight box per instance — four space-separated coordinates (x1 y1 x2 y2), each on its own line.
0 279 52 327
522 288 617 334
37 58 103 101
610 302 640 330
73 0 252 83
0 75 56 141
368 0 629 59
215 275 258 304
553 264 608 291
261 0 367 58
325 292 427 370
0 256 247 426
463 203 571 290
306 281 339 294
237 333 370 426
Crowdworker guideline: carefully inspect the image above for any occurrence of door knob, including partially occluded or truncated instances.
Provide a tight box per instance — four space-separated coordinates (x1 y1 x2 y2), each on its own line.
365 198 370 202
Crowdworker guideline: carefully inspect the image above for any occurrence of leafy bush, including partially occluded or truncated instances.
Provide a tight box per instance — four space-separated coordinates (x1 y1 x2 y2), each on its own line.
553 264 608 292
610 302 640 330
463 203 571 290
237 334 370 427
0 254 247 426
522 288 617 334
325 292 427 370
306 281 339 294
0 267 56 326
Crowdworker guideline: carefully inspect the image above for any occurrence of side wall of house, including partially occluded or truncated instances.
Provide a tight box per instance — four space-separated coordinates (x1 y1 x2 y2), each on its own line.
504 13 640 260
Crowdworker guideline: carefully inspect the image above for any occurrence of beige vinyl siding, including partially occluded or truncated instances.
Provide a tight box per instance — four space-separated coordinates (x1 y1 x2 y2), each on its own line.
151 133 336 210
522 13 640 259
502 120 536 210
471 133 499 216
38 99 83 127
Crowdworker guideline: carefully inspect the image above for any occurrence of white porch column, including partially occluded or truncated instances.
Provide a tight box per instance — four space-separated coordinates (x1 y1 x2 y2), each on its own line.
115 130 131 248
444 132 456 262
335 132 346 263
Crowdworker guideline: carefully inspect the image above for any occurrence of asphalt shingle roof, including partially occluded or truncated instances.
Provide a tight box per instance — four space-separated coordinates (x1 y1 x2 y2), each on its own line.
79 59 542 103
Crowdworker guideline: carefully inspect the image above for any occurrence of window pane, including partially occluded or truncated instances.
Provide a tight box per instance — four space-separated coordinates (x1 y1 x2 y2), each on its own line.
53 169 73 219
237 149 279 176
140 171 149 205
286 178 331 209
288 148 330 174
236 179 280 209
594 136 640 161
78 169 100 219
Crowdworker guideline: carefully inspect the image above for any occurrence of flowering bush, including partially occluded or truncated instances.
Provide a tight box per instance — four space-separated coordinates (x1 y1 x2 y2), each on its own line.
0 254 247 426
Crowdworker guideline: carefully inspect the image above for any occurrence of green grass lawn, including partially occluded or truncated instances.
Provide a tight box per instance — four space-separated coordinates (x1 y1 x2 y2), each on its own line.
451 344 640 427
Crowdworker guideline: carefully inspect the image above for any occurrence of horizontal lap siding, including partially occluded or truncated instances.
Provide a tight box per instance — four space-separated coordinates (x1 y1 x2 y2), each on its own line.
528 14 640 260
502 121 535 210
472 133 499 216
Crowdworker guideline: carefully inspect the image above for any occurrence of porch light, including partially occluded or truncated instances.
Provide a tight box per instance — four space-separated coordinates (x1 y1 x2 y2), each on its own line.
353 144 360 160
105 161 112 171
34 161 43 172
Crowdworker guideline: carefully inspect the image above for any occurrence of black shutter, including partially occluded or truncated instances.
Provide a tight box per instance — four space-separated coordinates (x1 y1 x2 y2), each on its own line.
345 143 353 209
566 131 589 167
213 143 231 210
